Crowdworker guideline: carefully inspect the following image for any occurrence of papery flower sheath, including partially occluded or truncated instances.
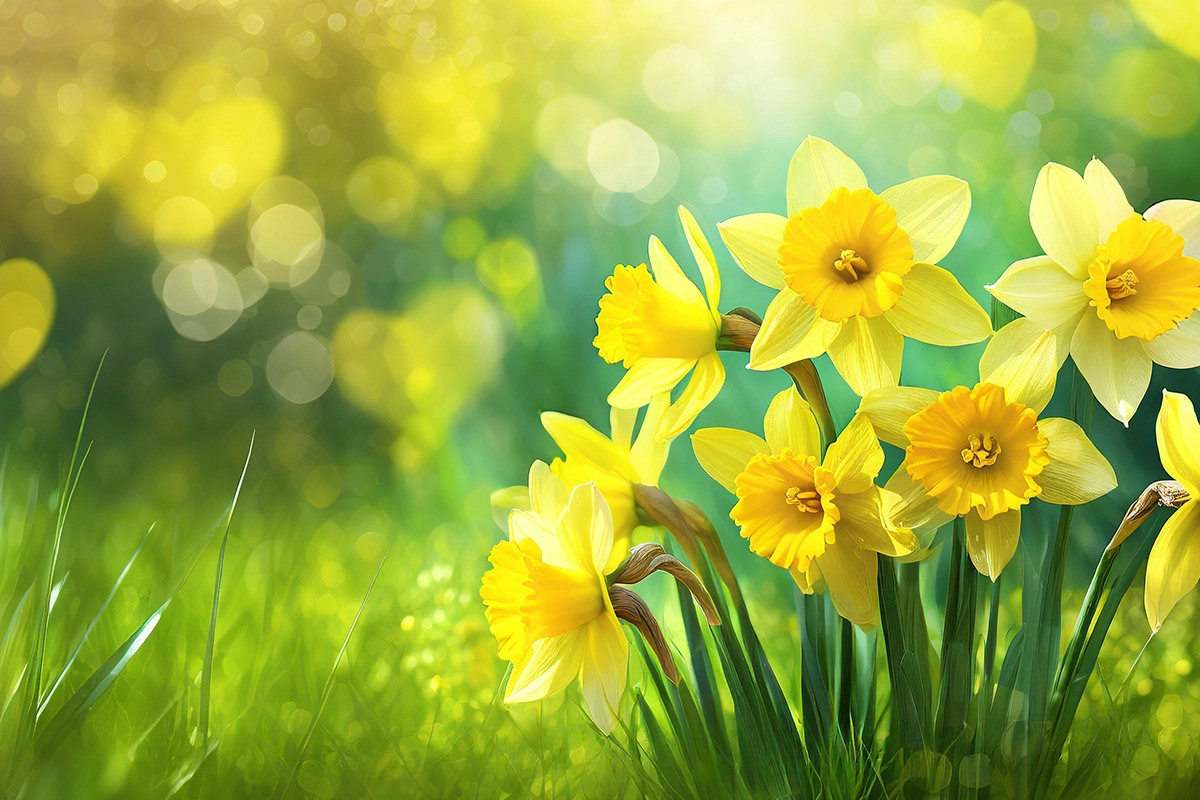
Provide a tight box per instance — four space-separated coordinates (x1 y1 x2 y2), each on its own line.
1145 390 1200 631
691 386 917 625
860 319 1117 580
988 159 1200 424
717 136 991 395
480 462 628 734
595 206 724 442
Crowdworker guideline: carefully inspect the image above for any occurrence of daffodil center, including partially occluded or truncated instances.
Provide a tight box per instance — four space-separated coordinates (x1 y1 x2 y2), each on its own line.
961 433 1001 468
731 449 838 571
1104 267 1139 300
834 249 869 282
785 486 823 513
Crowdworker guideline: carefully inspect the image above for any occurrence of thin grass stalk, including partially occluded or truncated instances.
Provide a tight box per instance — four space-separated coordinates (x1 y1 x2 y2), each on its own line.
935 516 977 768
975 575 1001 756
838 617 854 743
877 555 925 754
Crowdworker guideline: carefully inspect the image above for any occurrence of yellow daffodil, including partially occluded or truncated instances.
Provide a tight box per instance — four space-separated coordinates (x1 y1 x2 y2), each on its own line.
595 206 724 442
1145 390 1200 631
481 462 628 734
860 320 1117 580
717 136 991 395
987 159 1200 425
691 386 917 625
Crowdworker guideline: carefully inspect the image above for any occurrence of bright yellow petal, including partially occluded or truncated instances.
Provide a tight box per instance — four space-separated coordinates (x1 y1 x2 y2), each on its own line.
823 413 884 493
786 136 868 216
1029 162 1100 280
562 482 614 577
887 263 992 346
578 612 629 735
678 206 721 320
764 385 821 458
691 427 770 493
879 175 971 263
541 412 627 473
790 562 822 594
1070 312 1152 426
859 385 939 448
1145 312 1200 369
979 323 1057 414
1145 500 1200 632
1084 157 1135 241
607 357 693 409
747 289 840 371
815 536 878 627
826 315 903 396
1145 199 1200 259
1036 417 1117 505
491 485 531 531
965 508 1020 581
628 392 672 485
836 486 918 557
884 463 954 535
656 351 725 442
717 213 788 290
986 256 1089 332
528 460 571 524
506 628 586 703
648 235 708 308
1157 390 1200 493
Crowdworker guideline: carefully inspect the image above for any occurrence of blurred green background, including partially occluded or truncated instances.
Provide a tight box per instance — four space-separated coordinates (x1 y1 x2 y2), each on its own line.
5 0 1200 796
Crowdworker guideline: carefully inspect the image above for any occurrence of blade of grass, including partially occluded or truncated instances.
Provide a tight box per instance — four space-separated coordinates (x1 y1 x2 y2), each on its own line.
935 516 977 759
878 555 925 754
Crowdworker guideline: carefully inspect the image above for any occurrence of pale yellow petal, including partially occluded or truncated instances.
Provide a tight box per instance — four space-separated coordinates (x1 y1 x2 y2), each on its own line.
884 464 954 535
607 357 693 409
578 612 629 735
1036 417 1117 505
528 460 570 524
1145 199 1200 259
823 413 884 493
678 205 721 319
628 392 672 485
764 385 821 458
859 385 939 448
541 411 627 473
887 263 992 346
656 351 725 442
1144 500 1200 632
1084 157 1135 241
717 213 788 290
1029 162 1100 280
491 485 531 531
786 136 868 216
506 628 585 703
879 175 971 263
985 256 1089 331
1070 312 1152 426
965 508 1021 581
691 427 770 493
980 324 1057 414
815 537 878 627
1145 312 1200 370
836 486 918 558
826 315 903 397
610 405 637 453
561 482 614 578
1157 390 1200 494
648 235 708 308
747 289 841 371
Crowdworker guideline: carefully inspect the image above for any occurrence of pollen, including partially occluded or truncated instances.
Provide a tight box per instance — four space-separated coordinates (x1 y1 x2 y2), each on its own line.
1105 268 1139 300
785 486 823 513
961 433 1002 468
834 249 869 281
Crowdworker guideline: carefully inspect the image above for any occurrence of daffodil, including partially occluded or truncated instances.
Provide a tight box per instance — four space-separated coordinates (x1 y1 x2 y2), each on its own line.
717 136 992 396
691 386 917 625
860 320 1117 579
480 462 628 734
987 159 1200 425
595 206 724 442
1144 390 1200 631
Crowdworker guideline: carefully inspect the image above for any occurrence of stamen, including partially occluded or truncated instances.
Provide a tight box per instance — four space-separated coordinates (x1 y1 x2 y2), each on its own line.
785 487 823 513
1105 268 1139 300
961 433 1002 468
833 248 869 281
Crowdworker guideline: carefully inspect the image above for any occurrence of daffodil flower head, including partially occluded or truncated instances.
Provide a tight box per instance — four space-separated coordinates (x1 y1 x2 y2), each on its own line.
481 462 628 734
691 386 917 626
717 136 992 395
595 206 725 442
1145 390 1200 632
987 158 1200 425
860 319 1118 580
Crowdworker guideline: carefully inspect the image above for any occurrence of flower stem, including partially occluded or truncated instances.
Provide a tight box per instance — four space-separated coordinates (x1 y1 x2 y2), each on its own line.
782 360 836 450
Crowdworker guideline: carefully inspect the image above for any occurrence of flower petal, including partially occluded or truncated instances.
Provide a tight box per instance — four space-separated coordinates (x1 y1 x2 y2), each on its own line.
562 482 615 577
1070 312 1152 426
506 628 585 703
1036 417 1117 505
648 234 708 308
815 536 878 627
691 427 770 493
824 413 885 493
607 357 693 409
1030 162 1100 280
1145 312 1200 369
859 385 940 448
837 486 918 558
717 213 788 289
491 485 531 531
965 508 1021 581
1084 158 1136 241
986 256 1089 332
541 411 627 474
979 323 1058 414
578 613 629 735
1145 500 1200 632
678 205 721 319
610 405 637 453
887 263 992 346
628 392 672 484
656 351 725 442
1157 390 1200 494
764 385 821 458
529 460 571 524
747 290 840 371
826 315 903 396
786 136 868 217
1145 199 1200 259
879 175 971 263
884 463 954 535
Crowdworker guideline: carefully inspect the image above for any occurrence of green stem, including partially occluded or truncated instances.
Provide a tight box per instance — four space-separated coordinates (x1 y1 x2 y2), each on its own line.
838 617 854 743
976 573 1002 756
783 360 836 450
935 516 977 760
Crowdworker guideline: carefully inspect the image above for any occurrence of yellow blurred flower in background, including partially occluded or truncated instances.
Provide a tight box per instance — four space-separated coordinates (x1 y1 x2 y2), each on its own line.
988 159 1200 425
0 259 55 390
1145 390 1200 631
718 136 991 395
